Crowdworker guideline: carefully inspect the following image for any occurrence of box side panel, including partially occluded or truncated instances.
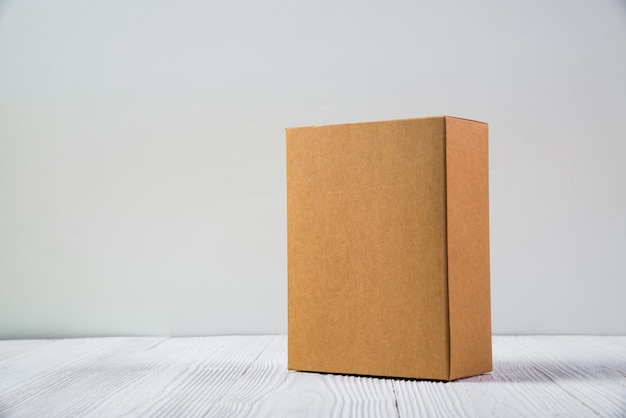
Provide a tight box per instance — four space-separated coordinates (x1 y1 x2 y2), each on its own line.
445 117 492 380
287 118 450 380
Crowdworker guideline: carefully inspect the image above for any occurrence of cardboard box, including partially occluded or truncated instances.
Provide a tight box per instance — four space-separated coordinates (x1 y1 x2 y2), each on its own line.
286 116 491 381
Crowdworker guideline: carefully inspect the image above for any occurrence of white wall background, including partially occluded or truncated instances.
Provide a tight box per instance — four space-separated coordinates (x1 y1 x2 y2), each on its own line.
1 0 625 338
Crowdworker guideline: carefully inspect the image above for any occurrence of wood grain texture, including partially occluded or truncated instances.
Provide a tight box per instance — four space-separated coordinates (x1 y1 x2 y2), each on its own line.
395 336 626 418
209 336 398 417
0 336 624 417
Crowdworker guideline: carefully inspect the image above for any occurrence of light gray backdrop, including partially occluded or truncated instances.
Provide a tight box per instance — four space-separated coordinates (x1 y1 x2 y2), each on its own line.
1 0 625 338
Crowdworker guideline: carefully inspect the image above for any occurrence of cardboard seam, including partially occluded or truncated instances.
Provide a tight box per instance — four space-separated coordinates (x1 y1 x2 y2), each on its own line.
443 117 452 380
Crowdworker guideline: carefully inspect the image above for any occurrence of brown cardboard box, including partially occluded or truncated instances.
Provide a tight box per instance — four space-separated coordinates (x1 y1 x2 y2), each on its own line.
286 116 491 381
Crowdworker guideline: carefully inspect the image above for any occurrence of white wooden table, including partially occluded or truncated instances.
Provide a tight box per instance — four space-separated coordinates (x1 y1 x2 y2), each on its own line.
0 336 624 417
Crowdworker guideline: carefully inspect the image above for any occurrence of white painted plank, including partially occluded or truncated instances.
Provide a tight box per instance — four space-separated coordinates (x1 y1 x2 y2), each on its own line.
0 336 274 417
394 336 621 418
0 340 54 362
0 336 624 418
502 336 626 417
0 337 165 417
207 336 399 418
83 335 275 417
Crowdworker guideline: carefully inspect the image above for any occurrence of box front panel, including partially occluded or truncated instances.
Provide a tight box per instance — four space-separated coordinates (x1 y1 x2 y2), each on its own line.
287 118 450 379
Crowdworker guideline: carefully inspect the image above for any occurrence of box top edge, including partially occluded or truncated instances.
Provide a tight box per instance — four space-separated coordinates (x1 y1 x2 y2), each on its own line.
287 116 485 131
444 116 488 125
